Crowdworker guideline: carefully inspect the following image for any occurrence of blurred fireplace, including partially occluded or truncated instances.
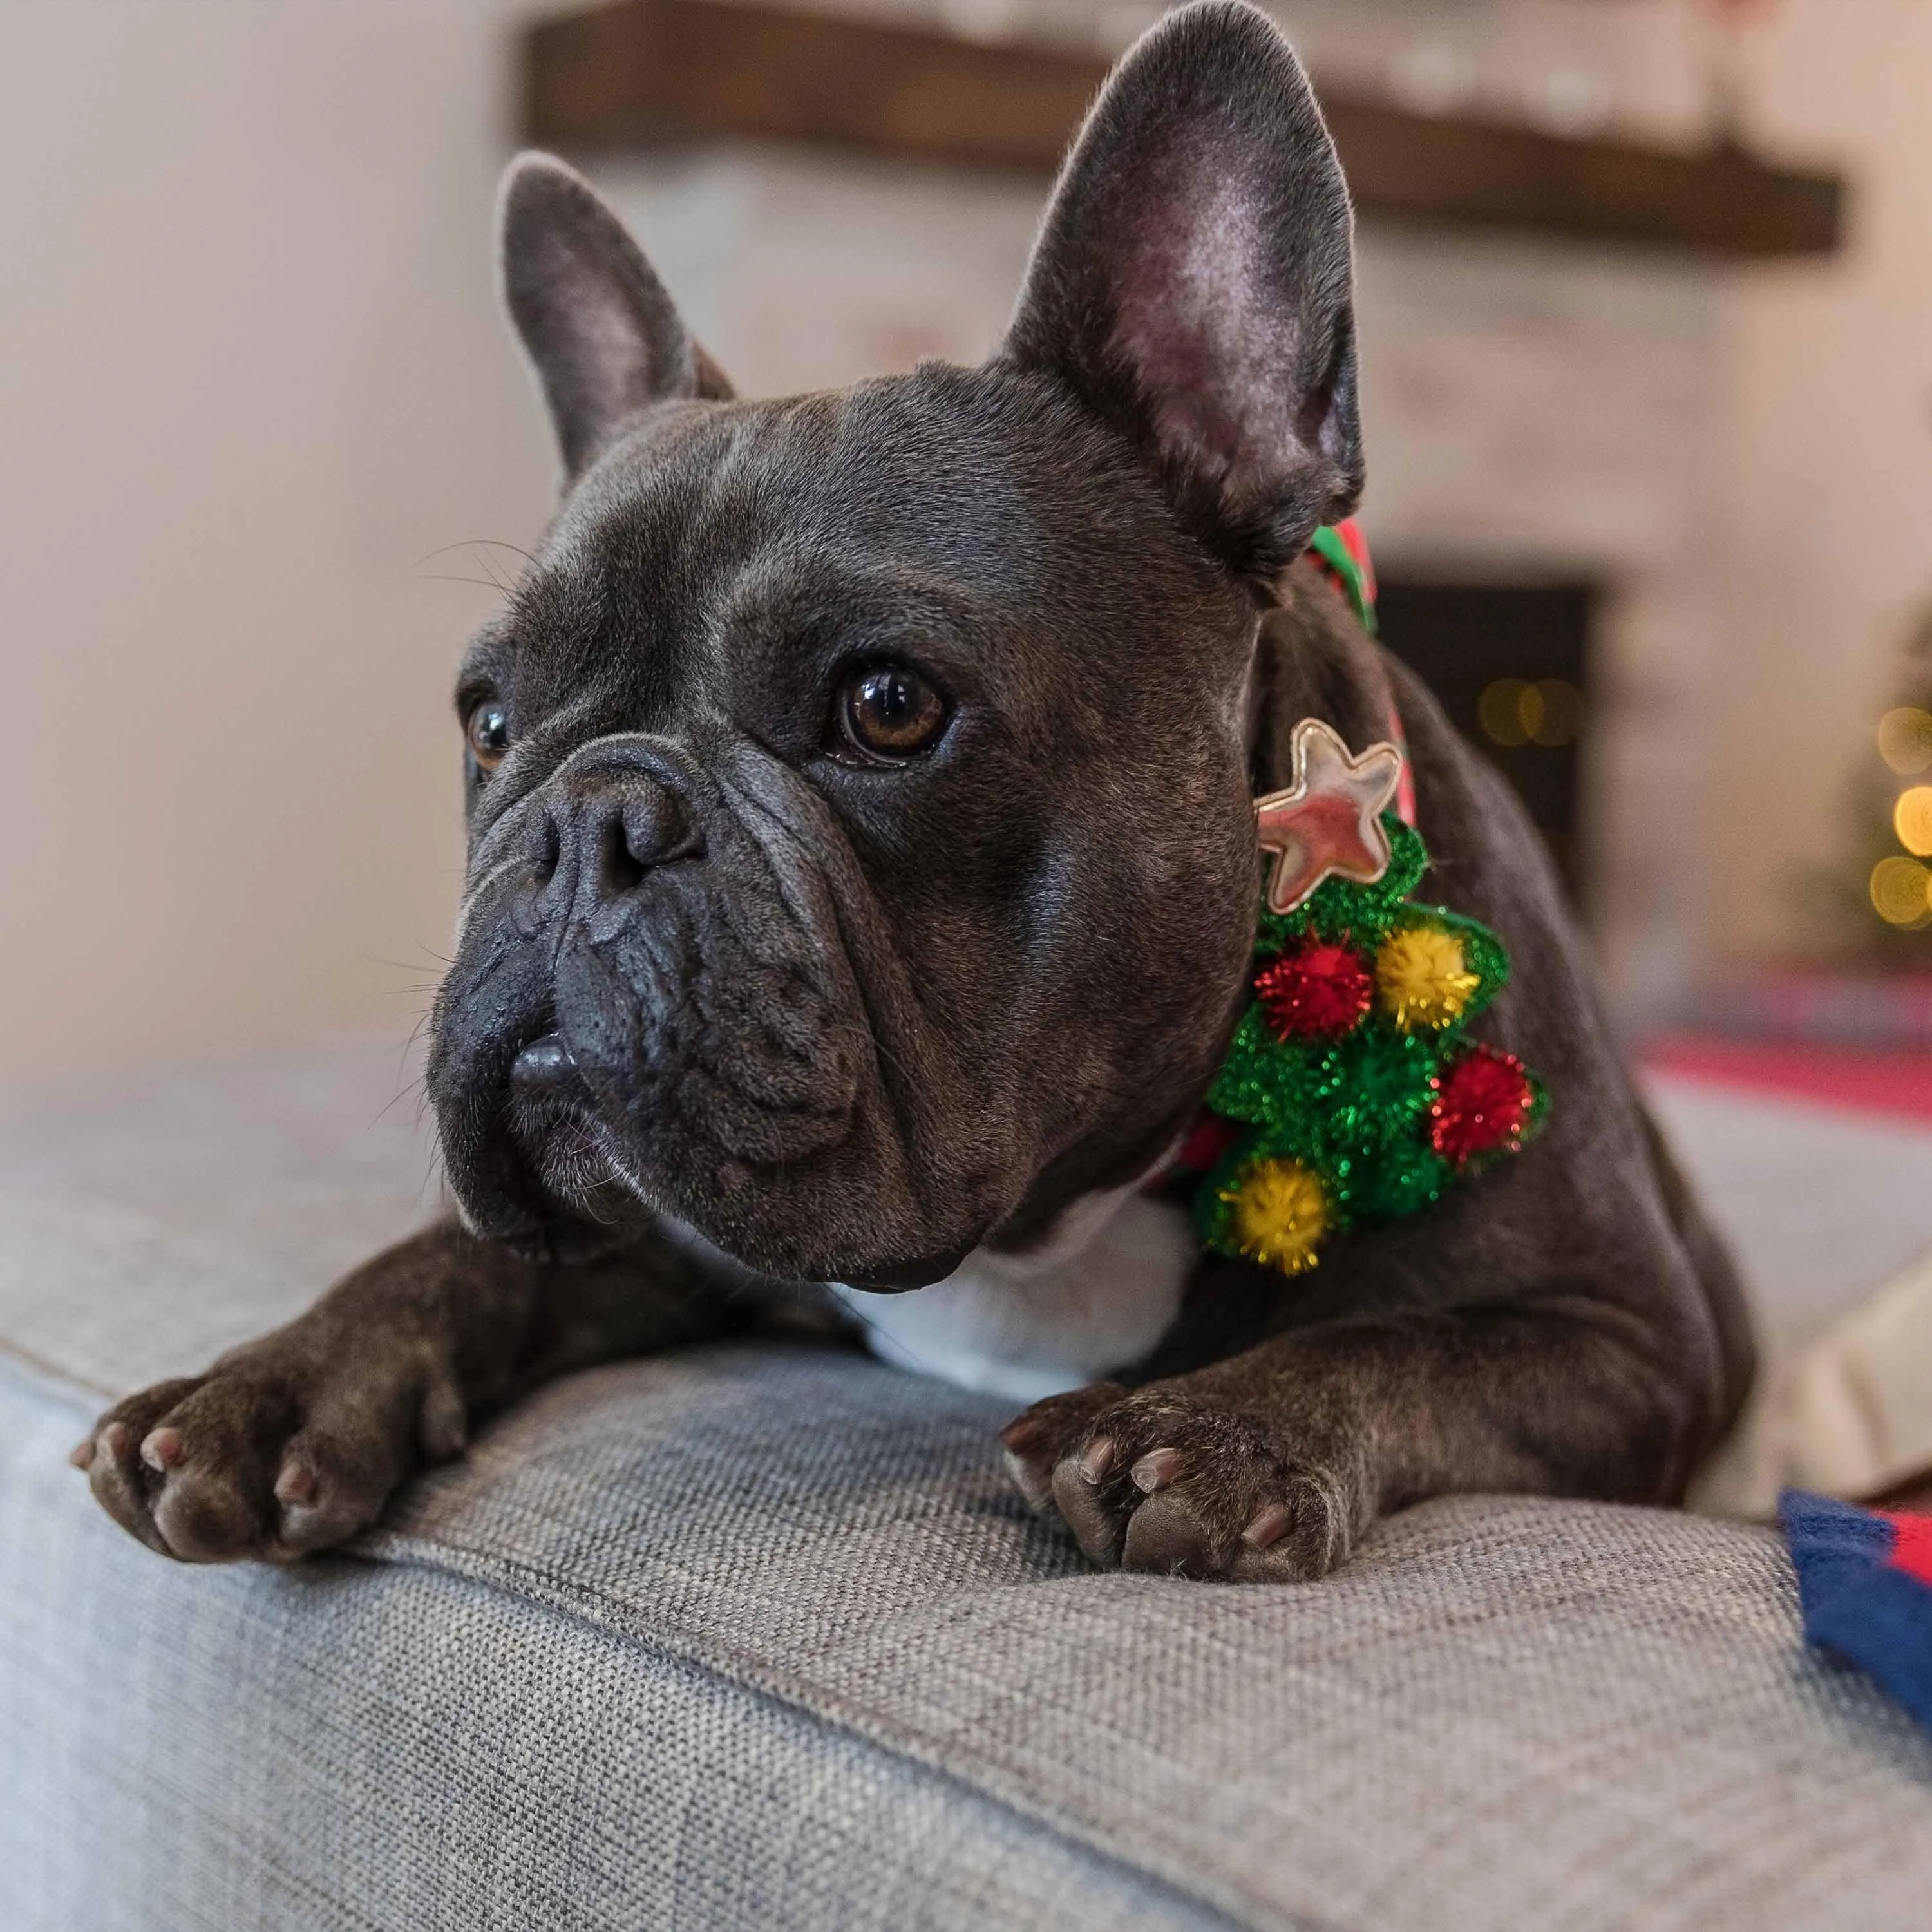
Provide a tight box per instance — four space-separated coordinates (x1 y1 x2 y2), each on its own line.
1375 576 1597 902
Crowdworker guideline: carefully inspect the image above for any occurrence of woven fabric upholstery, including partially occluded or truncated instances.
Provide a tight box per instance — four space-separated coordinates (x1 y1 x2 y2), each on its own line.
5 1047 1932 1931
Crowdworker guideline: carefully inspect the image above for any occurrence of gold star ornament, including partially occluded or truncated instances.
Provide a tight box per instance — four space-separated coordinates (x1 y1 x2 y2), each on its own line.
1254 719 1406 915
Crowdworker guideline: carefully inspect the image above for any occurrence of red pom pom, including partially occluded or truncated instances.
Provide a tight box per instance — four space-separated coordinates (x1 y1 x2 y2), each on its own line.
1430 1046 1535 1164
1256 940 1375 1040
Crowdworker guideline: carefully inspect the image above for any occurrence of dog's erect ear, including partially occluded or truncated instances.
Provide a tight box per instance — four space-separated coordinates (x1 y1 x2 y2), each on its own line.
498 153 732 480
1003 1 1361 580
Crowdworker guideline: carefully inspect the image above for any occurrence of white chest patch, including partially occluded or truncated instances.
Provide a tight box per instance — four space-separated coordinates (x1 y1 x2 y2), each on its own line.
832 1186 1197 1404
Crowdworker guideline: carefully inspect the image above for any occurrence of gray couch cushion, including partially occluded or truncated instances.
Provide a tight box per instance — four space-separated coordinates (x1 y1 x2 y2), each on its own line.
5 1045 1932 1931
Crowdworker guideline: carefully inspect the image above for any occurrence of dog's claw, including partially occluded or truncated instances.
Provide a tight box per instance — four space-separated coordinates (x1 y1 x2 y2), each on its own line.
1077 1437 1117 1483
1001 1444 1056 1514
1242 1502 1294 1550
68 1436 95 1470
1130 1446 1184 1493
140 1426 184 1472
274 1453 318 1508
999 1413 1046 1453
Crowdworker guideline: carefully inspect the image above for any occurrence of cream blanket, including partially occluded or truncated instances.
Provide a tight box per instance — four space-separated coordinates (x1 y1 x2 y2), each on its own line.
1694 1242 1932 1517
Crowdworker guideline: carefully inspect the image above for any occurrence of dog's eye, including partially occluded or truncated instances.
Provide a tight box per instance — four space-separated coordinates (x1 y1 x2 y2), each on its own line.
838 664 947 763
466 700 510 774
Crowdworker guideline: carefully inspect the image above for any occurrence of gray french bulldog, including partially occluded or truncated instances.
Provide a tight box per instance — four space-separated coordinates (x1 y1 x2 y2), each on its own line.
77 0 1752 1580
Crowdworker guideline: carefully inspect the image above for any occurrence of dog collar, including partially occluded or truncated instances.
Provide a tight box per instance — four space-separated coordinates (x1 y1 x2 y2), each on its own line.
1165 525 1548 1278
1309 518 1378 633
1309 517 1417 825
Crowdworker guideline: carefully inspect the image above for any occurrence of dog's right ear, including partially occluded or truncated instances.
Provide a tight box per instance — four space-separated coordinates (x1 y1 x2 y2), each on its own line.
498 153 733 481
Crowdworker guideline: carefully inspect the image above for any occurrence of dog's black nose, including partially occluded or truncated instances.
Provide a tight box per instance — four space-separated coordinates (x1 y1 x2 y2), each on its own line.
524 768 701 923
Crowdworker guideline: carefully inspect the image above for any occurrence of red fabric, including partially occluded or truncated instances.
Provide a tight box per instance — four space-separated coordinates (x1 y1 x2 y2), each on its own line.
1642 1035 1932 1125
1886 1511 1932 1589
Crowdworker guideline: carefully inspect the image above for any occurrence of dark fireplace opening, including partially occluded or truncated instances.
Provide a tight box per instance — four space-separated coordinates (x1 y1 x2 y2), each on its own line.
1374 576 1597 903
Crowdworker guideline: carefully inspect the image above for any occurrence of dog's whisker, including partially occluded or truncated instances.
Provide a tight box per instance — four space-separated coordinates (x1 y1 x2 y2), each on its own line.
368 1075 426 1132
409 572 511 594
410 538 535 575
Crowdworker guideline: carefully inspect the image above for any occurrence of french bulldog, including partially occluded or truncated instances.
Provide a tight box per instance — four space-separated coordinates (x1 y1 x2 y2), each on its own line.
75 0 1753 1580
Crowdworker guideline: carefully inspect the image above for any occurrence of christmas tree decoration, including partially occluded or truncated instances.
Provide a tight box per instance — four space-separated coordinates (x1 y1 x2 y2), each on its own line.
1374 924 1482 1032
1429 1045 1540 1165
1182 757 1548 1281
1254 719 1405 916
1223 1156 1333 1274
1256 939 1376 1040
1826 598 1932 954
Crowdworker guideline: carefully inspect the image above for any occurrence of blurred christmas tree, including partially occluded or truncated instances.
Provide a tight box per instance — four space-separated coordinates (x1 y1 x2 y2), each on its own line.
1828 599 1932 961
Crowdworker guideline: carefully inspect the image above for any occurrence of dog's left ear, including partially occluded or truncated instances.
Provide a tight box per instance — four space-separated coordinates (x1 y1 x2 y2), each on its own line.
1003 0 1362 581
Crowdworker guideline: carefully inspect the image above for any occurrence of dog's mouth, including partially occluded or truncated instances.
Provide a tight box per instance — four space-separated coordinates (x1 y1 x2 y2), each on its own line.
505 1032 625 1204
463 1019 972 1289
475 1027 645 1259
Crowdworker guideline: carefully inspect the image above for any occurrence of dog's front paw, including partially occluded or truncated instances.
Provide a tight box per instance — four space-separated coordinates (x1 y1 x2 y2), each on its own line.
1001 1381 1370 1581
70 1329 466 1563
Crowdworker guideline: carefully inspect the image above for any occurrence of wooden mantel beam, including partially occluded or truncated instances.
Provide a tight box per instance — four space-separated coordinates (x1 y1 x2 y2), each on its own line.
522 0 1844 260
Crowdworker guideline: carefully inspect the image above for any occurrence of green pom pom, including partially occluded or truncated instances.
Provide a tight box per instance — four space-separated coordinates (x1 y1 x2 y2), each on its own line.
1342 1145 1451 1222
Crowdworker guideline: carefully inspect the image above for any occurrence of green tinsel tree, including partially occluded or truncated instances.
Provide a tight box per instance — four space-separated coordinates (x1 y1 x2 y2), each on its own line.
1180 817 1546 1278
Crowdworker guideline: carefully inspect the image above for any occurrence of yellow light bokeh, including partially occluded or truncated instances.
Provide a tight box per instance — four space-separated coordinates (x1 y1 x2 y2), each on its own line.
1879 707 1932 777
1531 678 1584 747
1479 678 1532 747
1477 678 1584 750
1870 855 1932 929
1896 786 1932 858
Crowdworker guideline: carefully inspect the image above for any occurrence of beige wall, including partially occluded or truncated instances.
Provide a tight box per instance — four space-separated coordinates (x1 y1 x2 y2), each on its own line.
2 1 559 1081
5 0 1927 1084
1706 0 1932 966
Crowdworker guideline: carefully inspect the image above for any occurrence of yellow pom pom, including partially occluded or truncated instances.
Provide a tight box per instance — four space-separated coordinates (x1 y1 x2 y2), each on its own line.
1375 924 1479 1031
1224 1157 1332 1274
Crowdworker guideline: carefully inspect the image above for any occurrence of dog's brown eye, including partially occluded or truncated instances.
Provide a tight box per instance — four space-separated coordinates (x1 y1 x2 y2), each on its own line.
466 701 510 773
840 664 947 762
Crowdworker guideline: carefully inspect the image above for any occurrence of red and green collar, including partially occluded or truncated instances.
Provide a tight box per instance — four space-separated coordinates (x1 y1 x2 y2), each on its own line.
1309 517 1378 635
1308 518 1416 827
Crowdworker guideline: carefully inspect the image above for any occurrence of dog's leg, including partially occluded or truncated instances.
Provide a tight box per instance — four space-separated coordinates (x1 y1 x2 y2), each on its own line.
73 1220 729 1562
1001 1303 1696 1581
